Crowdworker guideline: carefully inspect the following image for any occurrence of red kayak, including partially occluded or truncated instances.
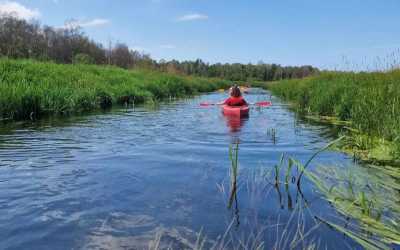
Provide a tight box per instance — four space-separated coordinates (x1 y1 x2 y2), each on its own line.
222 105 250 117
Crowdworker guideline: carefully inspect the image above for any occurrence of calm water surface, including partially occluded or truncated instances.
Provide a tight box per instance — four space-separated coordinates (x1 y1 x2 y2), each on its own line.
0 90 367 249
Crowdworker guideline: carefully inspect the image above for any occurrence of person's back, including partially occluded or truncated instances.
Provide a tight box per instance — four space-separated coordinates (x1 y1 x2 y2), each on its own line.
224 96 247 106
223 86 247 106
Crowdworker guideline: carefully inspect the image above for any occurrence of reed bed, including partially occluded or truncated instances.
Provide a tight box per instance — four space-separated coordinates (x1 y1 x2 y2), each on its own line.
0 59 230 121
269 70 400 159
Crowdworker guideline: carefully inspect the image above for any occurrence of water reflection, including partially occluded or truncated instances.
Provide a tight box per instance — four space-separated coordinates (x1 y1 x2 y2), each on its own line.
227 143 240 228
0 89 372 249
224 115 248 133
273 182 295 211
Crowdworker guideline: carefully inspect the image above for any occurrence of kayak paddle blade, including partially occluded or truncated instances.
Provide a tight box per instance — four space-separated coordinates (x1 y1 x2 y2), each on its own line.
255 101 272 107
200 102 214 106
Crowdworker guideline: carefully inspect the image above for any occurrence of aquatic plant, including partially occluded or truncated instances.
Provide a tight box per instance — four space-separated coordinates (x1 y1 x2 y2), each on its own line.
147 140 400 249
228 143 239 209
266 128 277 144
270 144 400 249
263 140 400 249
269 70 400 161
150 165 321 250
307 165 400 250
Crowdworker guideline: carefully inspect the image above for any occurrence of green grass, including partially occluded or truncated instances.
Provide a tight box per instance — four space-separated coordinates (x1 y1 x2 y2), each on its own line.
0 59 230 121
269 70 400 160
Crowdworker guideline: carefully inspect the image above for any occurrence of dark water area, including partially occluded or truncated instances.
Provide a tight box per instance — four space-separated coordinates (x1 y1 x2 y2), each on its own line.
0 89 376 249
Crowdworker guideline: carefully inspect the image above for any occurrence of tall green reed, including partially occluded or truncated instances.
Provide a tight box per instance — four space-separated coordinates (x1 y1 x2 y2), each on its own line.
269 70 400 159
0 59 230 121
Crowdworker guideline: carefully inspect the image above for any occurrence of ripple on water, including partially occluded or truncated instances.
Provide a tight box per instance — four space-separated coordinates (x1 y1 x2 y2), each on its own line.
0 90 364 249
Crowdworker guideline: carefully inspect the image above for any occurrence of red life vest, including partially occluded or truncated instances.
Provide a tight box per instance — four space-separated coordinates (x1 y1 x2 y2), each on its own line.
224 96 247 106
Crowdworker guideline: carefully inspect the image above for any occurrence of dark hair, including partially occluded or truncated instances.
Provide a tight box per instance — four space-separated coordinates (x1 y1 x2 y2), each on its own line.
230 85 242 97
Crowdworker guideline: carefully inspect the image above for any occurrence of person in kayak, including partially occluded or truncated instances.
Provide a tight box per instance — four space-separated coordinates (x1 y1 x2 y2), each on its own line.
218 85 248 106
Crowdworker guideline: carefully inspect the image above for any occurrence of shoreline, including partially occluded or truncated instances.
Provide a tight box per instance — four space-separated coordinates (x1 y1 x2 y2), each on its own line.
0 59 230 122
259 73 400 167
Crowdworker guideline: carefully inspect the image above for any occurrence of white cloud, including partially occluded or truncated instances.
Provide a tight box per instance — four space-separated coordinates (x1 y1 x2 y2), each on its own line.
63 18 110 29
81 18 110 27
130 46 150 53
160 44 176 49
0 1 40 20
177 13 208 22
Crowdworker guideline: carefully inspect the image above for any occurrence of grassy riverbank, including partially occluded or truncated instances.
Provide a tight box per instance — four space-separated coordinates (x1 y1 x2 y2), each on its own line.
0 59 230 121
268 70 400 163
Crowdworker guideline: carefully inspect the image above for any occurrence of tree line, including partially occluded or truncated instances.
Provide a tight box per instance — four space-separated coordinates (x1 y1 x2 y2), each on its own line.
0 15 318 81
157 59 318 81
0 15 153 68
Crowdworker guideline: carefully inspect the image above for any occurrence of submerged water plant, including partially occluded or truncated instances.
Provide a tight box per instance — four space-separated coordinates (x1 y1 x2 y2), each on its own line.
147 139 400 249
308 165 400 249
262 139 400 249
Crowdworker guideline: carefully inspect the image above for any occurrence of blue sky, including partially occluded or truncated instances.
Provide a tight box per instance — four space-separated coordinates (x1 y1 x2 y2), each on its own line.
1 0 400 69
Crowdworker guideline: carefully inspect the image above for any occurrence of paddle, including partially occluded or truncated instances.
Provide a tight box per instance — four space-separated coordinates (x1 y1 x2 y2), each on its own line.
252 101 272 107
199 102 217 106
200 101 272 107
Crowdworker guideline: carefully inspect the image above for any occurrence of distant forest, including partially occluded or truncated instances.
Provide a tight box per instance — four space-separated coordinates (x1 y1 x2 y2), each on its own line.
0 16 319 81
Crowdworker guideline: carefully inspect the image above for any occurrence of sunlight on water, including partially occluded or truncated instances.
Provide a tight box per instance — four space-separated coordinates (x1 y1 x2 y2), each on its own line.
0 89 391 249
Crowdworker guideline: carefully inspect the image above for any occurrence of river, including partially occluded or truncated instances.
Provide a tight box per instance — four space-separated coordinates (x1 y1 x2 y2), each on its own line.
0 89 393 249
